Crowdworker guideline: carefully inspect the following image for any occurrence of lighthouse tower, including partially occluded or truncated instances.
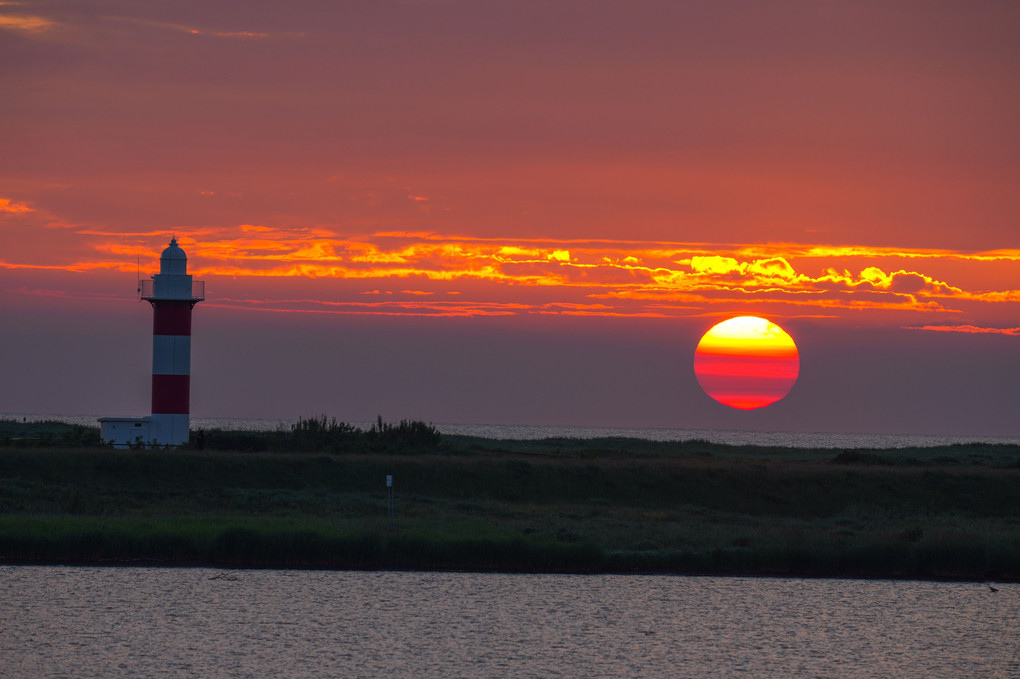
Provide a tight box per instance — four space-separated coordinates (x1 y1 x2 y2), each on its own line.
139 237 205 445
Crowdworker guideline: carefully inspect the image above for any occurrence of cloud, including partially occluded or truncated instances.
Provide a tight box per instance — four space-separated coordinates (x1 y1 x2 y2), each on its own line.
746 245 1020 264
174 233 1019 319
204 296 529 318
689 256 743 276
0 13 56 34
4 224 1017 322
8 285 125 302
0 198 34 213
746 258 797 281
106 16 296 40
907 325 1020 336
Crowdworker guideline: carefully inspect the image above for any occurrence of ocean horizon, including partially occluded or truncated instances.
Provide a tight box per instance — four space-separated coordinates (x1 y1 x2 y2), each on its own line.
5 412 1019 449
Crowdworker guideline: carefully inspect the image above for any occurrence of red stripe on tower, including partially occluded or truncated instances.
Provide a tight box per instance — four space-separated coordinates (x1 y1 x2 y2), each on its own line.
152 301 194 336
151 374 191 413
140 237 204 446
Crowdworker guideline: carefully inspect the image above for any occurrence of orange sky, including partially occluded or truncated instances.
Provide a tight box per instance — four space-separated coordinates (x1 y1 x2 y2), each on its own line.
2 1 1018 435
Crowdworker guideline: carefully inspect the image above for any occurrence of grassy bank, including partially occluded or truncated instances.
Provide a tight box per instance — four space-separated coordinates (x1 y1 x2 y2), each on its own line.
1 423 1018 579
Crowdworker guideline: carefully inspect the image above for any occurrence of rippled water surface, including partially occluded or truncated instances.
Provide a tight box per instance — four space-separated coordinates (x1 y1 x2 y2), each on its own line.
2 567 1016 678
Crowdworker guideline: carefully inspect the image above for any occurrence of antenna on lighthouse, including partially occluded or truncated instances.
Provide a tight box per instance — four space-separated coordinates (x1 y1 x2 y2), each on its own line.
136 252 142 301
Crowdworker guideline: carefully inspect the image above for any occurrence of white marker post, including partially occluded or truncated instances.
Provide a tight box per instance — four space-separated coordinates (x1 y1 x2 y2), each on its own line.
386 475 393 517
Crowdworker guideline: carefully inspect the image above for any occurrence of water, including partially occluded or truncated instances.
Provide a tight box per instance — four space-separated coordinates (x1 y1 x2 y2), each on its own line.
6 413 1020 448
1 567 1015 678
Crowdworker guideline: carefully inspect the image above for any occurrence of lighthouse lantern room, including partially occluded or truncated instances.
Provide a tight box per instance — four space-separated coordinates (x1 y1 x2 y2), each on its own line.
100 237 204 447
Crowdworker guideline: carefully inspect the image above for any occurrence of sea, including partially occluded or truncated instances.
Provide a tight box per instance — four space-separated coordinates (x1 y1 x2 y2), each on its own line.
6 412 1020 448
2 567 1016 678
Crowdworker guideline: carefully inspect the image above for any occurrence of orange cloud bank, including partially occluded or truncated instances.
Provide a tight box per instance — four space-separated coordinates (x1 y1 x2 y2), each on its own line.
1 219 1018 326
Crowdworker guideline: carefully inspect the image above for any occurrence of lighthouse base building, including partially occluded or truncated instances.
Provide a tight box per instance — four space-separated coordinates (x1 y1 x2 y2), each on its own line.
98 416 154 448
100 237 204 448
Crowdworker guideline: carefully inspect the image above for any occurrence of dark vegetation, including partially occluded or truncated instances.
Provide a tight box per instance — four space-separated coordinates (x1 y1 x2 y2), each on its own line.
194 415 442 453
1 417 1019 580
0 418 101 447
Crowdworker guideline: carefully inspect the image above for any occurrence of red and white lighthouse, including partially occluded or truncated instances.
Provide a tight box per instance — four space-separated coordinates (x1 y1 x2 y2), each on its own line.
139 237 204 445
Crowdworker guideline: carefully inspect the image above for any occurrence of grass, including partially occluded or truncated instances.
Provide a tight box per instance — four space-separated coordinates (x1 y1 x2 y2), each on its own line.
1 418 1018 579
0 418 102 447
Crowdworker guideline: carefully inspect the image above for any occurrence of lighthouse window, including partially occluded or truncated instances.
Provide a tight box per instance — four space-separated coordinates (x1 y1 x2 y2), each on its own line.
135 423 142 427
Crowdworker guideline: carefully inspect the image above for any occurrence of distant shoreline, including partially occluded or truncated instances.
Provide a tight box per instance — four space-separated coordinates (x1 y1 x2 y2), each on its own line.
4 412 1020 448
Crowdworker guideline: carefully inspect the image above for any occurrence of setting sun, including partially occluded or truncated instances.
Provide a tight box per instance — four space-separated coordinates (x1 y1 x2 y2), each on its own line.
693 316 800 410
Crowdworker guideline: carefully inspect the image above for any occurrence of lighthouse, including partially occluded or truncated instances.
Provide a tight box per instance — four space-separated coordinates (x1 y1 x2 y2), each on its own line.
141 237 204 445
99 237 204 447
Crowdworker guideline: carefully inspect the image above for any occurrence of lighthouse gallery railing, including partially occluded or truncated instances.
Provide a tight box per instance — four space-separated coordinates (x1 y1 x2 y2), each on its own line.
139 279 205 301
